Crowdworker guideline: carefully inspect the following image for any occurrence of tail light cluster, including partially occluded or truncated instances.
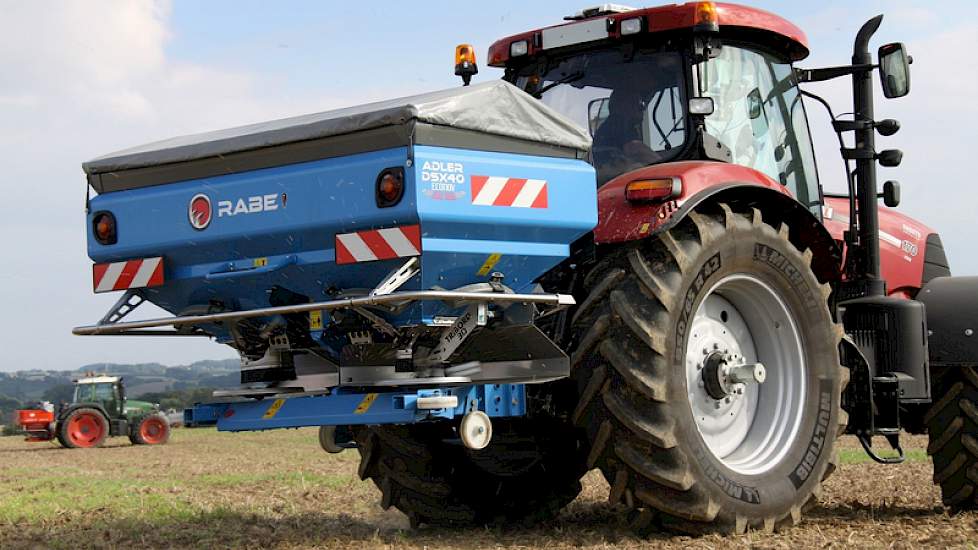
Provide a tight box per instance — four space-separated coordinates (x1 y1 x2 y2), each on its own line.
376 167 405 208
92 211 117 245
624 177 682 203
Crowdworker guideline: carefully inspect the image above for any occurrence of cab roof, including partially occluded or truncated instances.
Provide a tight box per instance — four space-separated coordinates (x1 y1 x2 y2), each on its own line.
76 376 119 385
488 2 809 67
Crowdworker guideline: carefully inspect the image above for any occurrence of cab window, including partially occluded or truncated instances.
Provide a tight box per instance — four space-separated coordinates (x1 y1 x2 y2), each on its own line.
518 50 687 185
93 383 116 401
700 46 820 209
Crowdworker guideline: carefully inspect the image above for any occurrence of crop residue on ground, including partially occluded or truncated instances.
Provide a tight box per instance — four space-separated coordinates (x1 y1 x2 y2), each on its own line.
0 429 975 549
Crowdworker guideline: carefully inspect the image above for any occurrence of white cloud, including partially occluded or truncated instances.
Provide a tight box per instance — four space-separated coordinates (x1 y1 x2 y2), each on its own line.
0 0 341 370
0 1 168 106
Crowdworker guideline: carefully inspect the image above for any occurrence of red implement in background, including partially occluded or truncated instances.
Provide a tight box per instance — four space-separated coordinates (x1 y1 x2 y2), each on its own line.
16 409 55 441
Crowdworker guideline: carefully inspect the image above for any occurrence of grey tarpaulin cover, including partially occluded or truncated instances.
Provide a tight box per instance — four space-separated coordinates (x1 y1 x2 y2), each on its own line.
83 81 592 189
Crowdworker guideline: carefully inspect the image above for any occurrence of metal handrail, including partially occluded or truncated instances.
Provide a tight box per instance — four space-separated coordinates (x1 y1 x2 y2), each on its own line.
73 290 575 336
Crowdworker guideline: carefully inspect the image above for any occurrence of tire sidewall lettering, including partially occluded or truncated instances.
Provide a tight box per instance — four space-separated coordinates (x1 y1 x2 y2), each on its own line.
675 253 722 364
672 224 839 512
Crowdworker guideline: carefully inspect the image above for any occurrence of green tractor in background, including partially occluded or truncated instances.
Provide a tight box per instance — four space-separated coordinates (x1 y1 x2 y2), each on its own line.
16 375 170 448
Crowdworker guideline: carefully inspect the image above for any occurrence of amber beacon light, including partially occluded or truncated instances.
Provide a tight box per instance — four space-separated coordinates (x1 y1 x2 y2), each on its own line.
454 44 478 86
694 2 720 32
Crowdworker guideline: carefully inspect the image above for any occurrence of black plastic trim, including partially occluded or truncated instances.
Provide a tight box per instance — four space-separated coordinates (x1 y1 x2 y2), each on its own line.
922 233 951 284
918 276 978 367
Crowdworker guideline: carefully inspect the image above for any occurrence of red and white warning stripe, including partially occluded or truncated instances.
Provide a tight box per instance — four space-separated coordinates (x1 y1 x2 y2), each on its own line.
93 257 164 294
471 176 548 208
335 225 421 265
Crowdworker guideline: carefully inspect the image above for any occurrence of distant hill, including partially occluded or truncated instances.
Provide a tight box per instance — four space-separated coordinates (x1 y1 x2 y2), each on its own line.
0 359 238 423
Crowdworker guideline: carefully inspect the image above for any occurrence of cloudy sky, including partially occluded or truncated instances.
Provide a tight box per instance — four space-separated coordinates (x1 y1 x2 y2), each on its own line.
0 1 974 372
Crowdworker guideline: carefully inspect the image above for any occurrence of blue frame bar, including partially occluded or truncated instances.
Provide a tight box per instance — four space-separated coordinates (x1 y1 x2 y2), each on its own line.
188 384 525 432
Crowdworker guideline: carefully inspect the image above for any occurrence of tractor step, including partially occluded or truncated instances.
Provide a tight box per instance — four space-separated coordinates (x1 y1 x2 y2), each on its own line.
857 432 906 464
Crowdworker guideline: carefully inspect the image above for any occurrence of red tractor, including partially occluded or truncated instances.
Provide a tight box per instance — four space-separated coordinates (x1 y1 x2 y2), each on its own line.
393 2 971 532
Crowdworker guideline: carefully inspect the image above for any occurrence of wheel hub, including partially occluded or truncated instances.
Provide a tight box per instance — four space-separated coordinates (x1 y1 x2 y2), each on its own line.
685 274 806 475
702 352 766 400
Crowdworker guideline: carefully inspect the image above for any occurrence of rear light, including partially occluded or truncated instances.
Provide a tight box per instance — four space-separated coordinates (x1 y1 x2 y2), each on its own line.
625 178 681 203
488 41 508 67
376 168 405 208
92 211 117 245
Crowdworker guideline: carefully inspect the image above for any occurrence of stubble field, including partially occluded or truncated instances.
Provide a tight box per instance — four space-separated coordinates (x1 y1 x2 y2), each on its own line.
0 428 975 549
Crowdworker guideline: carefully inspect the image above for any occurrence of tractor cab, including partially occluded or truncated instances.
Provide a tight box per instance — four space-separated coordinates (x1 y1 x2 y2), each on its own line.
489 2 820 207
72 376 125 417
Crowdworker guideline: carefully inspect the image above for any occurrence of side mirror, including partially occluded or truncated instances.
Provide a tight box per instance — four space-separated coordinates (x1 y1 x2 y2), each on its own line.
878 42 911 98
587 98 610 136
746 88 763 119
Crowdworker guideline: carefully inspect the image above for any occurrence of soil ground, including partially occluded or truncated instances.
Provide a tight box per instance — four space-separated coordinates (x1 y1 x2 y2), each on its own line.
0 428 975 549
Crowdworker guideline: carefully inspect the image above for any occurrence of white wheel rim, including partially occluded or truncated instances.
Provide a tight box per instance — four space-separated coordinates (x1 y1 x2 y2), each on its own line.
685 273 807 475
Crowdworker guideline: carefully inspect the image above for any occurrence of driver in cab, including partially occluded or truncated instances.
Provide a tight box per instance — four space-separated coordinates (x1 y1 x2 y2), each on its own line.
591 86 662 185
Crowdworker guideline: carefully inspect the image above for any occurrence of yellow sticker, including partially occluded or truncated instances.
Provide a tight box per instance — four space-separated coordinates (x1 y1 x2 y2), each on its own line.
309 310 323 330
253 257 269 267
354 393 378 414
639 222 651 235
476 253 503 277
262 398 285 419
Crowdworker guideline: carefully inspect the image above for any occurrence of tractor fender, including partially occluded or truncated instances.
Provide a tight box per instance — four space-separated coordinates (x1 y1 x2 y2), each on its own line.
594 162 842 282
918 276 978 368
58 402 111 423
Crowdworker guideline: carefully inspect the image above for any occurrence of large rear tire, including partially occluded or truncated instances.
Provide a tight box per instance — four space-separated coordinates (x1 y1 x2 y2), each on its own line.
354 417 587 527
130 413 171 445
568 202 846 534
57 407 109 449
925 366 978 509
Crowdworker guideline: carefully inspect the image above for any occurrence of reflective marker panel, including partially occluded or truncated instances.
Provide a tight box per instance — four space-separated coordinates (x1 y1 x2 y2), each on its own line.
92 257 164 293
